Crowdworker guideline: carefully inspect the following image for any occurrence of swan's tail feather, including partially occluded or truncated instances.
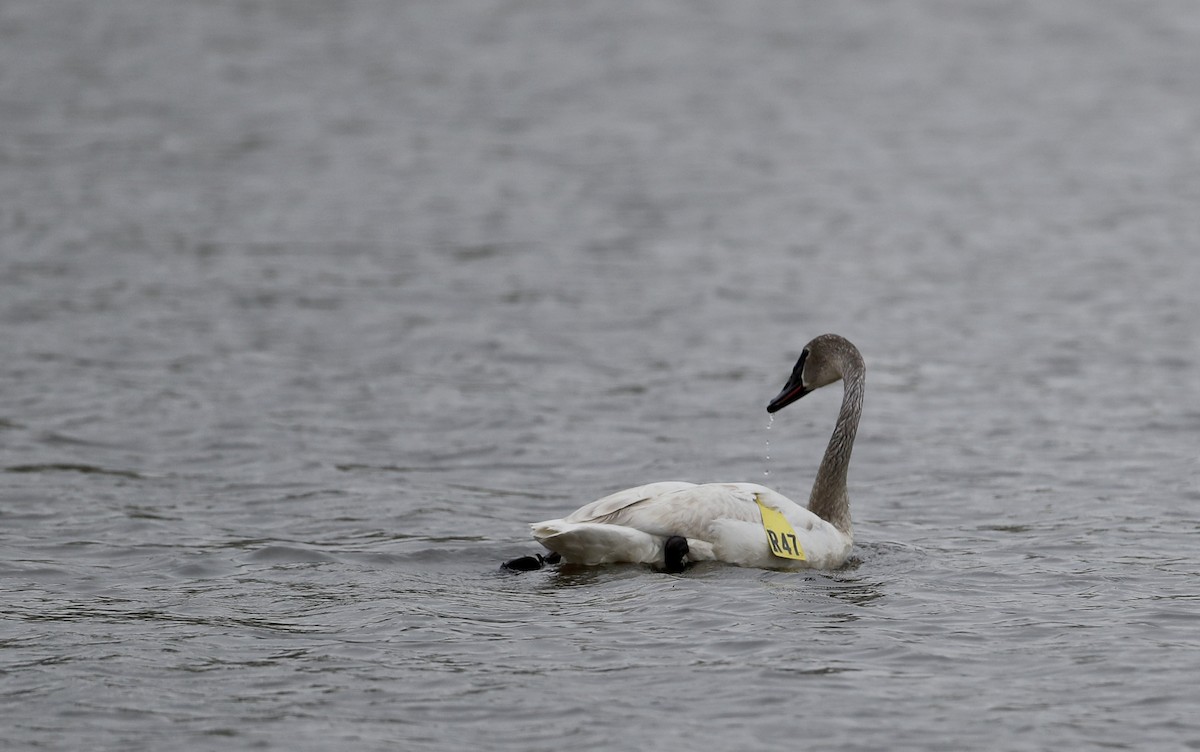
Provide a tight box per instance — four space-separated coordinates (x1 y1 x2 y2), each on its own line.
532 520 663 566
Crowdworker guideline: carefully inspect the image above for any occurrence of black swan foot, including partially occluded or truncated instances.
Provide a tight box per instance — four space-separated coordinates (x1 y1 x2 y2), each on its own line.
501 551 562 572
663 535 690 573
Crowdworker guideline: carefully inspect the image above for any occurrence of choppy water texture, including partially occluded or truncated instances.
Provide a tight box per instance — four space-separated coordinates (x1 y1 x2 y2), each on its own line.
4 1 1200 750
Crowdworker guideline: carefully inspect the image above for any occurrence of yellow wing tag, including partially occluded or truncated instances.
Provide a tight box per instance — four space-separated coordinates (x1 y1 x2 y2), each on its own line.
755 495 806 561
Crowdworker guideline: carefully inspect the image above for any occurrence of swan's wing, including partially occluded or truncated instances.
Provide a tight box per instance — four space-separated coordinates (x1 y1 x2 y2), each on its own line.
563 481 699 523
581 482 796 540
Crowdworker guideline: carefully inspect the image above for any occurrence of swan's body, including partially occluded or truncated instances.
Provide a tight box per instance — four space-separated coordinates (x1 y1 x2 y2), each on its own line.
530 333 866 571
533 481 853 570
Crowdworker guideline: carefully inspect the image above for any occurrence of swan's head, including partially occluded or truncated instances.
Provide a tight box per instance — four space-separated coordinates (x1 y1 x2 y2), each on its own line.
767 334 855 413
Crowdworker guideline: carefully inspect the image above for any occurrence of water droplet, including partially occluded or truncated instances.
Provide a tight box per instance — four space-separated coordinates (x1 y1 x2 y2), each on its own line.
763 414 774 478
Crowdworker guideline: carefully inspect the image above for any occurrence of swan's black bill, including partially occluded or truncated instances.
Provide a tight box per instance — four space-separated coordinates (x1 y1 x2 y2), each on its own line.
768 349 811 414
767 378 810 413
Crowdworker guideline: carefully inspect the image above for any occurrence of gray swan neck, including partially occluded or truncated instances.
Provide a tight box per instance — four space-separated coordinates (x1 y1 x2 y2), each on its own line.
807 356 864 535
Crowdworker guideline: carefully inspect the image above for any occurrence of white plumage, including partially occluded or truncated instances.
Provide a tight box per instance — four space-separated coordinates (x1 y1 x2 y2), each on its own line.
533 481 852 570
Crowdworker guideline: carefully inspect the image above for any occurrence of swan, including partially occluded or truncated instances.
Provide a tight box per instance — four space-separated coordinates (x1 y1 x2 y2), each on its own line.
508 333 866 572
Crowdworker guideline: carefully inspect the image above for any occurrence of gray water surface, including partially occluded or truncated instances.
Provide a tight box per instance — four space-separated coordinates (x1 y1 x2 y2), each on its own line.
3 1 1200 750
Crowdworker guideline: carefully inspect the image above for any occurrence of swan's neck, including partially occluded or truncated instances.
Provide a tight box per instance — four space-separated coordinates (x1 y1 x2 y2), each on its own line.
807 368 864 535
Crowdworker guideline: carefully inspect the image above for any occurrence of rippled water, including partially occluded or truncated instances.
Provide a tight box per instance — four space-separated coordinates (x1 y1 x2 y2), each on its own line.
4 1 1200 749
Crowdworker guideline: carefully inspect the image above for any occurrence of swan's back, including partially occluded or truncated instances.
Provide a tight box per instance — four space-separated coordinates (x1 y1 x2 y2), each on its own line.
563 481 698 524
563 482 769 537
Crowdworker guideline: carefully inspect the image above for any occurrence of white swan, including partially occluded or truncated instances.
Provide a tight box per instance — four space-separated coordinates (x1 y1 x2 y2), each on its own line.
526 333 866 571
